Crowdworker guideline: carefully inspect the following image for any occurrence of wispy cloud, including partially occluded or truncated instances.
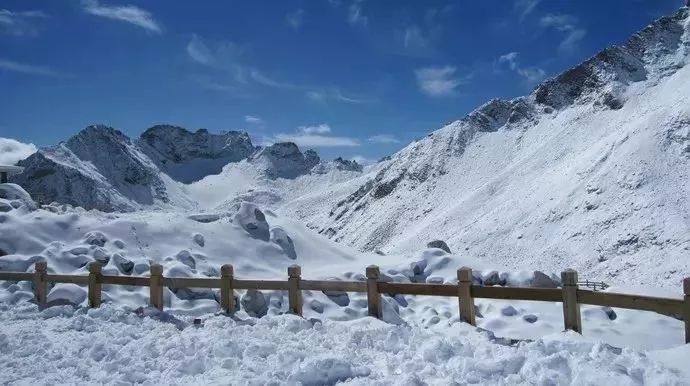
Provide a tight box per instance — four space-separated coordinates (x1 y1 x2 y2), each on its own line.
245 115 263 124
250 69 296 88
415 66 466 97
286 9 305 29
497 52 546 83
0 58 62 77
348 0 368 26
187 34 215 65
368 134 400 144
187 34 366 102
265 124 360 148
540 13 586 54
351 155 375 165
306 88 369 104
0 9 48 36
0 137 37 165
514 0 540 20
81 0 162 34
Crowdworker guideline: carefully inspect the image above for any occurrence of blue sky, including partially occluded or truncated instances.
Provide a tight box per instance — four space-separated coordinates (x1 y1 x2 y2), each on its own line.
0 0 684 162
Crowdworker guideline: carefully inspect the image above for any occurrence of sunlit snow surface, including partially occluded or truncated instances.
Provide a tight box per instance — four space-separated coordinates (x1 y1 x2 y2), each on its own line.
0 303 687 385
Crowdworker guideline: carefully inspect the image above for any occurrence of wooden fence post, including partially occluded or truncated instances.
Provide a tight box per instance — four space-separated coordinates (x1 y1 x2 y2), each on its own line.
457 267 476 325
33 261 47 306
150 264 164 310
220 264 234 314
366 265 382 319
561 269 582 333
88 262 102 308
288 265 303 316
683 277 690 343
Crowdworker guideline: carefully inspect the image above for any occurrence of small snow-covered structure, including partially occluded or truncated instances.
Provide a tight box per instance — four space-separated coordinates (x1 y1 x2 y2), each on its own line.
0 165 23 184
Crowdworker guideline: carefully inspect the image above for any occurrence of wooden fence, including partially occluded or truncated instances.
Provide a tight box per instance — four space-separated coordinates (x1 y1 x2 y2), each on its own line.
1 262 689 343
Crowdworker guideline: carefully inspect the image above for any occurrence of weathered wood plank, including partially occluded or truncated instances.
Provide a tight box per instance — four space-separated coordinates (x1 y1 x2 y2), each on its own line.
471 286 562 302
288 265 302 316
577 290 684 316
366 266 382 318
377 282 457 297
233 279 290 291
163 277 220 289
300 280 367 292
0 272 34 281
101 275 151 287
220 264 234 313
150 264 164 310
45 274 90 285
562 269 582 333
683 277 690 343
458 267 476 325
88 262 102 308
33 262 47 306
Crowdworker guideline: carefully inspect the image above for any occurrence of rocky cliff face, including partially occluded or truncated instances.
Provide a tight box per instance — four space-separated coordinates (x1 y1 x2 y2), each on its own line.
15 125 169 212
138 125 256 183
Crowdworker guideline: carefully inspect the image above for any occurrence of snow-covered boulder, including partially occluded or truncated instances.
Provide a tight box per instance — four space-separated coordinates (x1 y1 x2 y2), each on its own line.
426 240 451 254
531 271 559 288
235 202 270 241
270 227 296 259
0 184 36 210
46 283 87 307
241 289 268 317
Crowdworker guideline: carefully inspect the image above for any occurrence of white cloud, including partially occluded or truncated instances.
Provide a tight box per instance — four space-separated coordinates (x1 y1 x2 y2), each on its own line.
514 0 540 20
540 13 586 54
0 58 60 77
403 26 429 50
266 124 359 148
306 88 368 104
187 34 215 65
348 1 367 26
0 9 48 36
81 0 162 34
498 52 546 83
415 66 463 97
351 155 375 165
244 115 263 124
0 137 37 165
368 134 400 144
273 133 359 147
298 124 332 135
286 9 305 29
250 69 295 88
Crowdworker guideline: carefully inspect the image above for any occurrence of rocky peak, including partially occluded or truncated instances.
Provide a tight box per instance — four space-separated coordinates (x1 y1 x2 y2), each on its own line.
138 125 257 183
532 7 689 110
251 142 320 179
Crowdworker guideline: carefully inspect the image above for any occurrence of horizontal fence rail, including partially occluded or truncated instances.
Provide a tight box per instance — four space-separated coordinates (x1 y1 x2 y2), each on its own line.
0 262 688 344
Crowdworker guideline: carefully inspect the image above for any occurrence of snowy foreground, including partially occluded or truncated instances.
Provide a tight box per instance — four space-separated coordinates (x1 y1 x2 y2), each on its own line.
1 302 688 385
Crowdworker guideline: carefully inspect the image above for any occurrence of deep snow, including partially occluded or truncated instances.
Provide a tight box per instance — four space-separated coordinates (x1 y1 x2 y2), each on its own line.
0 303 687 385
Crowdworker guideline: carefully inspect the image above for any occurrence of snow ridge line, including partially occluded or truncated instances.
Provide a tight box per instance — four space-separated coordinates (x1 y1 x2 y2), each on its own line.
3 261 689 344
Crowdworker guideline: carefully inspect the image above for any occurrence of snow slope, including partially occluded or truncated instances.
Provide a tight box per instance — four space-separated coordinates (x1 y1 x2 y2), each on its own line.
283 8 690 287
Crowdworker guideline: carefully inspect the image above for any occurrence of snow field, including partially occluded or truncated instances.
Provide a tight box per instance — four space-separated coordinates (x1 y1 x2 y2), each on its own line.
0 302 687 385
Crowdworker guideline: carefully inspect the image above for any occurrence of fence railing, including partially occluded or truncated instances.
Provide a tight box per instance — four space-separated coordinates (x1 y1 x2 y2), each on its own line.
1 262 689 344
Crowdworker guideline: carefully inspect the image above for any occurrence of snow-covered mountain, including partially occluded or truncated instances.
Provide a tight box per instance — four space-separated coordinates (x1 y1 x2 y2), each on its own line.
13 124 344 212
282 7 690 286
